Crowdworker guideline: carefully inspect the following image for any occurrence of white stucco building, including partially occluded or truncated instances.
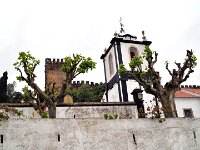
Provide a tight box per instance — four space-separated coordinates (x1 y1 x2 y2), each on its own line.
100 32 153 104
100 31 200 118
175 86 200 118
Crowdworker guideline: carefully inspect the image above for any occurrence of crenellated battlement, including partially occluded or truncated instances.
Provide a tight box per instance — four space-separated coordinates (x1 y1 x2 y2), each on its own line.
70 80 103 88
181 85 200 88
45 58 65 71
45 58 64 64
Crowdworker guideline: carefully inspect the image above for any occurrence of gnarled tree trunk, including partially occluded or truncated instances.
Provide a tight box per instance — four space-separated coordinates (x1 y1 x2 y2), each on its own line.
158 90 178 118
29 82 56 118
47 102 56 118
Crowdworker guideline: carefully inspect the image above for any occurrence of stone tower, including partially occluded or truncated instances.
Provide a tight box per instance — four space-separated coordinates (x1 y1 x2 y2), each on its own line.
100 33 152 102
45 58 65 89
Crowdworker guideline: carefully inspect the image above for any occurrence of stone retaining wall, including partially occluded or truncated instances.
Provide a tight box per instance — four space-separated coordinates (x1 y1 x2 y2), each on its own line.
0 118 199 150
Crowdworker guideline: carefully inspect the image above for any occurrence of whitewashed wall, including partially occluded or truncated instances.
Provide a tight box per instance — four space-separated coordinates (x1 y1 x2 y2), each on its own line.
175 97 200 118
0 118 200 150
126 80 140 102
107 84 120 102
9 103 138 119
120 42 148 70
104 46 118 81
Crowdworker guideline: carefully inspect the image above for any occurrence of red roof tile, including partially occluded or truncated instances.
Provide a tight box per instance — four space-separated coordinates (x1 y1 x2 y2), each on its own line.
183 88 200 95
175 90 196 98
175 88 200 98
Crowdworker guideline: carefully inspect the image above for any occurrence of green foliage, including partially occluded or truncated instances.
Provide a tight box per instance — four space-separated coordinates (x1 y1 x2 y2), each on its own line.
61 54 96 76
13 51 40 82
7 81 16 100
16 76 22 81
74 85 94 102
127 46 152 72
13 108 23 116
141 70 147 76
14 51 57 118
191 55 197 67
108 114 114 119
8 92 23 103
129 56 143 71
142 45 152 61
118 64 127 76
104 113 120 119
37 109 48 118
78 57 96 73
40 111 48 118
113 114 119 119
104 114 108 119
63 84 105 102
7 82 26 103
21 85 32 102
0 105 24 119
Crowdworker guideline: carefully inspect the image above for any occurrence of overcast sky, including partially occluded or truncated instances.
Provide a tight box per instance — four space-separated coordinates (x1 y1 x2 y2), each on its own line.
0 0 200 91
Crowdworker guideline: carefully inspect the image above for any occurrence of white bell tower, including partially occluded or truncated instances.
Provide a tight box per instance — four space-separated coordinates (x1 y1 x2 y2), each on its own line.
101 30 152 102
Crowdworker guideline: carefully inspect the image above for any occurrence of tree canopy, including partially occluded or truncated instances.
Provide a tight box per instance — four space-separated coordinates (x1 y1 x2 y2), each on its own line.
119 46 197 118
61 54 96 85
63 83 105 102
14 51 97 118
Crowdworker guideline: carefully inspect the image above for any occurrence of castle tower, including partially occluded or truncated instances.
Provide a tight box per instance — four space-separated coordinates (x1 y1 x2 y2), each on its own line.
100 32 152 102
45 58 65 89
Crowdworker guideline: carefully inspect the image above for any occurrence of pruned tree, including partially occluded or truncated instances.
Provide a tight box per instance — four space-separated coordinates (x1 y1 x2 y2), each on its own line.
21 85 48 118
119 46 197 118
60 54 96 97
13 51 55 117
14 51 96 118
61 54 96 85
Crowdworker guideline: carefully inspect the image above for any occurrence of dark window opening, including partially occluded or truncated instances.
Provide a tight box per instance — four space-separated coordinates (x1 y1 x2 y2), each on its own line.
129 47 138 60
58 134 60 142
130 52 135 59
183 109 194 118
1 135 3 143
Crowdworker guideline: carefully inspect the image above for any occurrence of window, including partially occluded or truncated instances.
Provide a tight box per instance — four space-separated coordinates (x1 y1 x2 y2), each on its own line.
109 54 114 76
130 47 138 60
183 109 194 118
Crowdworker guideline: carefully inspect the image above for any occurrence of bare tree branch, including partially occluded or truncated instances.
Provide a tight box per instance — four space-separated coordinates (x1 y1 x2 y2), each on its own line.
153 51 158 65
17 68 28 82
174 61 181 70
165 63 172 76
178 49 195 83
179 67 194 83
132 72 158 96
